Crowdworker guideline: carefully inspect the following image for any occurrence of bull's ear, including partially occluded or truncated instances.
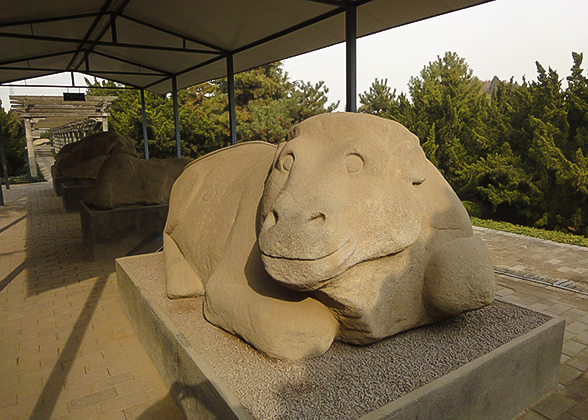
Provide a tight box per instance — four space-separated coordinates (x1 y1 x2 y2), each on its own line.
271 141 287 170
399 142 428 185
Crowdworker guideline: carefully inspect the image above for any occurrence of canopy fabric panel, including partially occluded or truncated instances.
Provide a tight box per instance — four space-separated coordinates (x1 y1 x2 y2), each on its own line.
0 0 492 94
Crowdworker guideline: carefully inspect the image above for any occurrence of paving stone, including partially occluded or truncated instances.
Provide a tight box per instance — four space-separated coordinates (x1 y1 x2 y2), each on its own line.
99 389 148 414
561 374 588 403
69 387 118 411
574 332 588 346
567 399 588 420
567 351 588 372
532 392 576 419
566 322 588 335
564 340 587 357
516 409 550 420
556 413 582 420
559 364 585 386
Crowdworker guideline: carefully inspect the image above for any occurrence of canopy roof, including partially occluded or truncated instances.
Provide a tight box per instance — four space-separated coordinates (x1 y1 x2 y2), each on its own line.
0 0 491 95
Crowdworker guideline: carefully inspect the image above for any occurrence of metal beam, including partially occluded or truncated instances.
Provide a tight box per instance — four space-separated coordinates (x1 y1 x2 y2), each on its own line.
0 12 101 29
90 50 173 76
140 89 149 159
146 53 226 90
0 67 165 77
0 50 79 67
231 0 372 57
72 0 133 71
66 0 115 70
346 5 357 112
305 0 353 7
172 76 181 158
1 83 137 90
227 55 237 146
0 32 221 54
111 14 118 43
119 13 227 53
0 72 63 87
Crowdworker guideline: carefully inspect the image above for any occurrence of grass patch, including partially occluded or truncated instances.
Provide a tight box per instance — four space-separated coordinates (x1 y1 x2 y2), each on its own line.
471 217 588 248
1 163 46 185
1 174 47 185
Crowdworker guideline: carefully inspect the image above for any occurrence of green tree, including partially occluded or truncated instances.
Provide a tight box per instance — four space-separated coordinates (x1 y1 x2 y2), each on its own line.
359 51 588 236
187 62 338 146
473 55 588 235
566 52 588 157
359 78 395 116
0 101 26 177
86 79 221 159
399 52 489 196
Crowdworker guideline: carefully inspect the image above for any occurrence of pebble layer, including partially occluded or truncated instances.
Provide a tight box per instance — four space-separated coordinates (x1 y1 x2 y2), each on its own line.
125 253 550 420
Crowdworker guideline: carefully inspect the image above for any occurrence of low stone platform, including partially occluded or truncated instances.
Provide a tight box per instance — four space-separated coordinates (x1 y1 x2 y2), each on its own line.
61 183 93 212
52 175 74 196
116 253 565 420
81 202 168 261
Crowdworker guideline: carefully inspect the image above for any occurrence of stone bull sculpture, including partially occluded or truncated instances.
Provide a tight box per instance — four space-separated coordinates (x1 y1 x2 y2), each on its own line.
164 113 495 360
53 131 137 179
84 154 192 209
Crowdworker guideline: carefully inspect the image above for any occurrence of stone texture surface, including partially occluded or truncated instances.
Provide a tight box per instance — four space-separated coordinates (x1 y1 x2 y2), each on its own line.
164 113 495 360
61 183 94 213
53 132 137 180
84 155 191 210
80 202 168 261
121 252 558 420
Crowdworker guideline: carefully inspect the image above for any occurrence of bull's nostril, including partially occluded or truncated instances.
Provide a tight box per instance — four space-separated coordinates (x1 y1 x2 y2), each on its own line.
273 210 279 224
309 213 326 223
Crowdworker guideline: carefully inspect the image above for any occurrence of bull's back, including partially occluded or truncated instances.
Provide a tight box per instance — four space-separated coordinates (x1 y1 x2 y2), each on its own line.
165 141 276 282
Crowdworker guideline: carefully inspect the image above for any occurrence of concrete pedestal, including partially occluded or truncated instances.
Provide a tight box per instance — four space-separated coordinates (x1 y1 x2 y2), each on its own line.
53 175 75 196
116 253 565 420
62 183 93 212
81 202 168 261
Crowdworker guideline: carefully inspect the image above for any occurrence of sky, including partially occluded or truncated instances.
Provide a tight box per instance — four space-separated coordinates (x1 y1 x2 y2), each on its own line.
1 0 587 111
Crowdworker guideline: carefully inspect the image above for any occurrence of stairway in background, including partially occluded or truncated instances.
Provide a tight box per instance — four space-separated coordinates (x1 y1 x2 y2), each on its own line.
35 145 54 182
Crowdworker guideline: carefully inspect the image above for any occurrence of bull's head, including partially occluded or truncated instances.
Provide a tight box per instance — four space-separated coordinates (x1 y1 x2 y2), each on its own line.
258 113 429 291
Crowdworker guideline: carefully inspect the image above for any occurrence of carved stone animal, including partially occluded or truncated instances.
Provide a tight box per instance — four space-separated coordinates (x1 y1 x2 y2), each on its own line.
54 132 137 179
84 154 192 209
164 113 495 360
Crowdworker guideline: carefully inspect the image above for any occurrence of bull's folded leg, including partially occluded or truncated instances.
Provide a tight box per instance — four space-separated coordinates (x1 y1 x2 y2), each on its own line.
203 244 339 360
422 235 495 316
164 233 205 298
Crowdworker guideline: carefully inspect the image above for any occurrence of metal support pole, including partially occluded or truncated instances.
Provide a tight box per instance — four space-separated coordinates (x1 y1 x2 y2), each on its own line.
24 119 38 178
102 116 109 132
346 5 357 113
140 89 149 160
172 76 181 158
1 119 10 190
227 54 237 146
0 119 9 206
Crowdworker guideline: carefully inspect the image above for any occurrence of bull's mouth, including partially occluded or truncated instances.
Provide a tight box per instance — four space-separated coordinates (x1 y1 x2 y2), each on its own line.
260 240 356 291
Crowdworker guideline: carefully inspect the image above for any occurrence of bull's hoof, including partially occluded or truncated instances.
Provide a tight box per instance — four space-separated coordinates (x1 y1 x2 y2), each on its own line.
164 233 204 298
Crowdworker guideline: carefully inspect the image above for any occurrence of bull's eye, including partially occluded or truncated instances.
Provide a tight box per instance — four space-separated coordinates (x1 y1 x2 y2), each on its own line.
345 153 364 173
281 154 294 171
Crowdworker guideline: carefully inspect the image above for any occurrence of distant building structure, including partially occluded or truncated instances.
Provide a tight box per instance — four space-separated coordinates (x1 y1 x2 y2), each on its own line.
10 95 116 177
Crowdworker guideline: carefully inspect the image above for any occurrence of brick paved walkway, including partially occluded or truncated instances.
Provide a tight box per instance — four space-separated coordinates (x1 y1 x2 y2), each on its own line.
2 177 588 419
0 183 185 420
